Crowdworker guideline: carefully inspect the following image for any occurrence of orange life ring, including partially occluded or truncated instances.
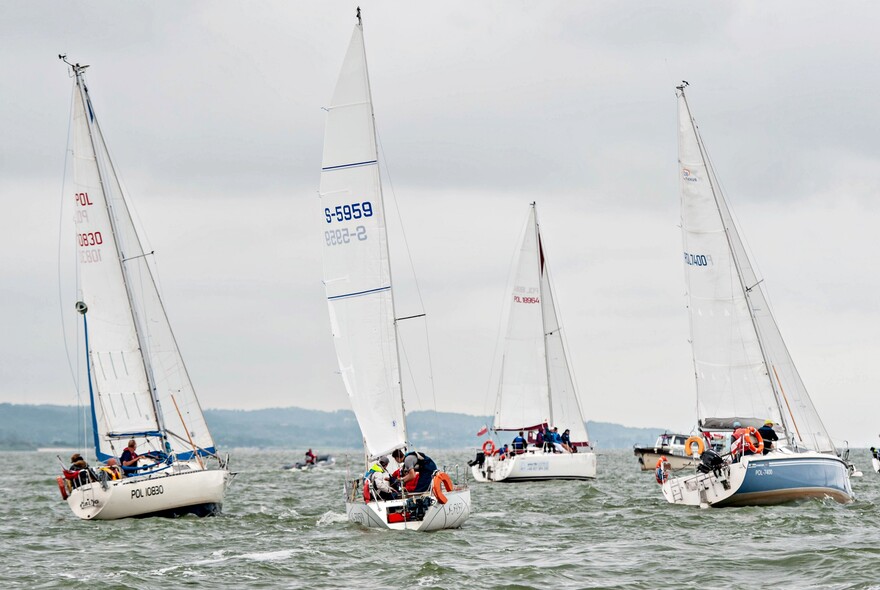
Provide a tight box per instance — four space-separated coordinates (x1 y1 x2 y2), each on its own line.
655 457 669 485
431 471 454 504
744 426 764 454
56 476 68 500
482 440 496 456
684 436 706 456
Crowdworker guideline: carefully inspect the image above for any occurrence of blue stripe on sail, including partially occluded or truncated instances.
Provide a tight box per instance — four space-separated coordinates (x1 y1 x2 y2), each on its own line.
328 285 391 301
321 159 377 171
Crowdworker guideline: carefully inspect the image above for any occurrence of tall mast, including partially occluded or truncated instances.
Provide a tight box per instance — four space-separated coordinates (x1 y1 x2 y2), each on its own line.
678 84 791 443
533 203 554 425
359 10 409 449
67 57 166 435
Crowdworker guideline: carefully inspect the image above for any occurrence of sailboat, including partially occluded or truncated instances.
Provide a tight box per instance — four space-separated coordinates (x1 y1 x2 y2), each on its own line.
319 11 470 531
662 82 853 507
471 203 597 483
56 57 231 520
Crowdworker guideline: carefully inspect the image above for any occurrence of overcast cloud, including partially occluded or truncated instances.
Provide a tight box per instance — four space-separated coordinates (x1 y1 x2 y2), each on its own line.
2 1 878 446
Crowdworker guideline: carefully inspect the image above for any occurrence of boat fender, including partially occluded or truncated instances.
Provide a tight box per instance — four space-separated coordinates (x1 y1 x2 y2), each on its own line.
744 427 764 454
684 436 705 456
482 440 496 456
362 480 371 503
655 457 669 485
56 476 68 500
431 472 454 505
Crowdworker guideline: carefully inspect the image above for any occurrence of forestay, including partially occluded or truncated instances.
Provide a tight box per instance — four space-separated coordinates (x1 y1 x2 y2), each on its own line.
677 90 834 453
493 205 589 444
72 73 214 461
320 24 406 458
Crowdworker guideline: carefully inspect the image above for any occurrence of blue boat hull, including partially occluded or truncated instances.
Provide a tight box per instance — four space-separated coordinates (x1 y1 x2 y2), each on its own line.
718 454 853 507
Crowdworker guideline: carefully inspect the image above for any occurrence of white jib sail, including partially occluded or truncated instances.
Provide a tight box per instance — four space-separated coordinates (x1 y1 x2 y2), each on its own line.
540 234 590 445
678 90 834 453
494 205 589 444
73 74 215 461
320 24 406 458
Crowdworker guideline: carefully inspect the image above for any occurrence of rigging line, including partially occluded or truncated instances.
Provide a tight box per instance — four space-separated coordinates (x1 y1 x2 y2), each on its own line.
396 330 424 419
375 128 440 422
58 83 79 395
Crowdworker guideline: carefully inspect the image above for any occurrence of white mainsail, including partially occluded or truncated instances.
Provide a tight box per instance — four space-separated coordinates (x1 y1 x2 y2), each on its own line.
320 23 406 459
72 70 215 462
493 205 589 444
678 88 834 453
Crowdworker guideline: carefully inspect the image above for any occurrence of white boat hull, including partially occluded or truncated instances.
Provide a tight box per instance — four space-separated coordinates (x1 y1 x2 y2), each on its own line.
471 450 597 482
66 464 230 520
872 457 880 474
661 450 853 508
345 488 471 531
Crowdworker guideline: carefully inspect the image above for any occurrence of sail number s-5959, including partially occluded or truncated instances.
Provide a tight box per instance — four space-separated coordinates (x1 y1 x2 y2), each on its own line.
325 201 373 223
325 226 367 246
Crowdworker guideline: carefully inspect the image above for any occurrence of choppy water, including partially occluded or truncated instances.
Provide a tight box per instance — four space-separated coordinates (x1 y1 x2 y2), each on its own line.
2 449 879 589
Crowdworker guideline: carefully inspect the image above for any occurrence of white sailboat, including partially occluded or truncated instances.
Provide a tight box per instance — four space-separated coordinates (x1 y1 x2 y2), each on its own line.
57 57 231 520
662 83 853 507
471 204 597 483
319 12 470 531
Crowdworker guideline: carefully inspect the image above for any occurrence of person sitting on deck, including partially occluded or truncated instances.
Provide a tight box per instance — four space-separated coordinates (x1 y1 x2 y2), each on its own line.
391 449 418 493
560 429 574 453
870 447 880 461
66 453 93 488
98 457 122 481
394 448 439 493
757 420 779 455
535 429 545 450
366 456 399 501
542 425 555 452
120 439 148 475
305 449 317 465
549 427 564 453
511 431 527 454
496 444 509 461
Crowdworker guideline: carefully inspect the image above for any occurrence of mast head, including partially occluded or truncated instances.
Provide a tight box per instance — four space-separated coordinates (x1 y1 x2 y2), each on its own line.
59 54 89 77
356 6 362 25
676 80 689 92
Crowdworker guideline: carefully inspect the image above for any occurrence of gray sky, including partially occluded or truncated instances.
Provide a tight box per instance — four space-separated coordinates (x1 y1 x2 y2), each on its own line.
2 2 879 446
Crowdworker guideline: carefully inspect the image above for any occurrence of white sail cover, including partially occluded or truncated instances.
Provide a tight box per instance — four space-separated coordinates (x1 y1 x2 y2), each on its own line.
677 90 834 453
320 24 406 458
494 206 589 443
72 74 215 461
